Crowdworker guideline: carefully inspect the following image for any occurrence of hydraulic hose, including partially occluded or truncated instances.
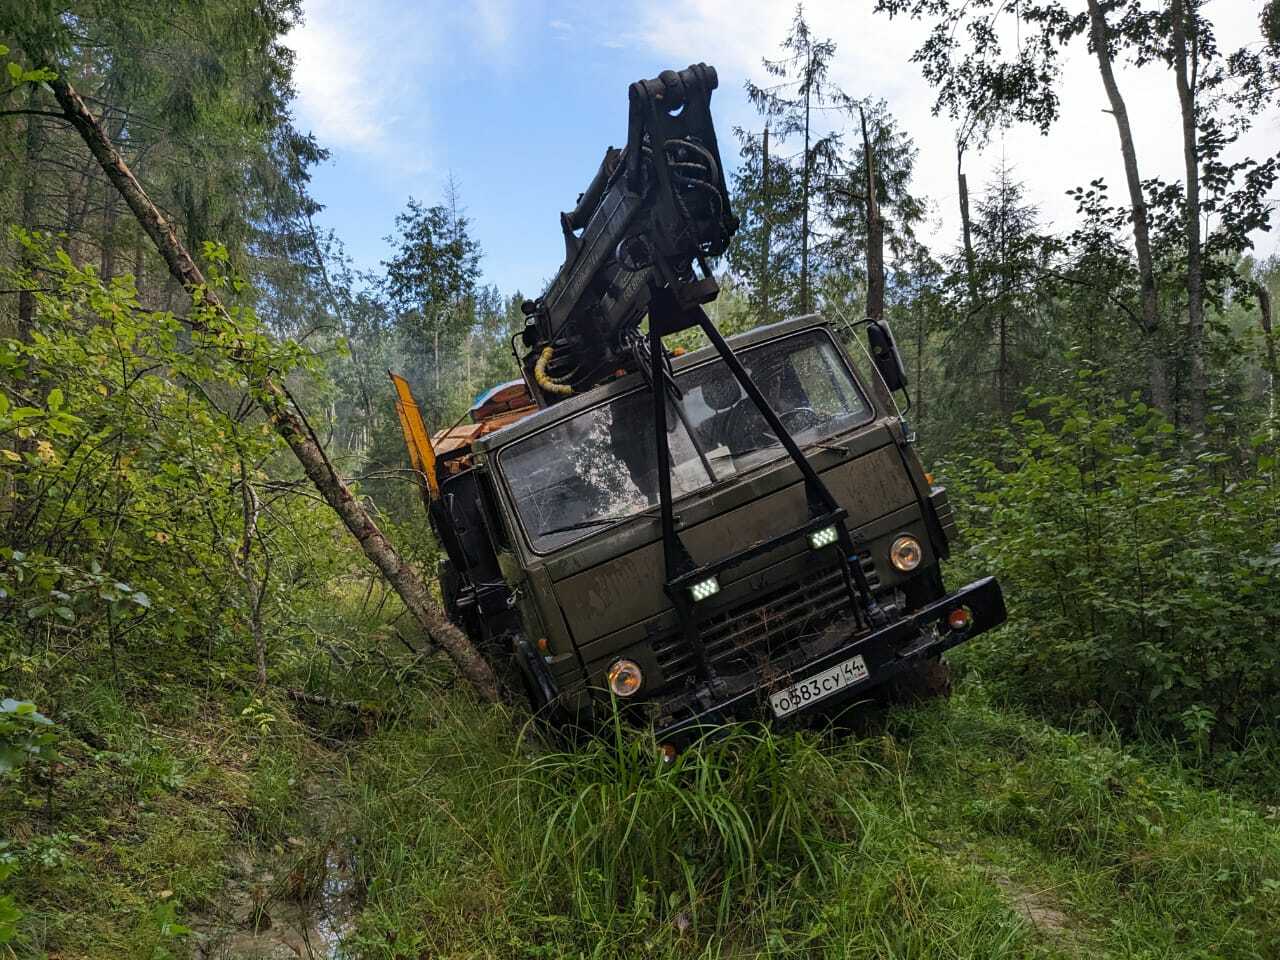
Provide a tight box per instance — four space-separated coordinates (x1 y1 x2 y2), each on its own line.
534 346 574 397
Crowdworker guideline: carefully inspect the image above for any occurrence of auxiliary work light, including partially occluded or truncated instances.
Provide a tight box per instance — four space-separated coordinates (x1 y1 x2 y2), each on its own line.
607 659 644 697
689 576 720 602
889 534 923 572
807 525 839 549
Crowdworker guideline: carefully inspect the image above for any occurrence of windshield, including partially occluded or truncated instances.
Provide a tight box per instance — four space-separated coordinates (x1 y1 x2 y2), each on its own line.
500 329 871 553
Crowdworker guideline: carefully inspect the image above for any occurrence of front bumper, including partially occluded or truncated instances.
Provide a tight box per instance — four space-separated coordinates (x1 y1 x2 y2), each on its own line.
653 575 1006 747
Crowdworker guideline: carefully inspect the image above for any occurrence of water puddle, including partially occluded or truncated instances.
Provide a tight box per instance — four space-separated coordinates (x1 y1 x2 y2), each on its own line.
195 841 359 959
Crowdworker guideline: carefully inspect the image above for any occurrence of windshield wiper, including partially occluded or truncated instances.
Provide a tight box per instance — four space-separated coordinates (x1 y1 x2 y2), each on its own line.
537 509 671 539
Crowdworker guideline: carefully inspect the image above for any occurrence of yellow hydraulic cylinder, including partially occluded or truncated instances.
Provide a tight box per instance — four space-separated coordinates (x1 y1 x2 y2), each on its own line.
389 372 439 501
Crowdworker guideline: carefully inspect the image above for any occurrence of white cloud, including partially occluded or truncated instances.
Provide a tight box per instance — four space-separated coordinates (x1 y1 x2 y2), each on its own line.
288 0 540 170
472 0 516 53
289 0 394 151
632 0 1280 262
288 0 446 176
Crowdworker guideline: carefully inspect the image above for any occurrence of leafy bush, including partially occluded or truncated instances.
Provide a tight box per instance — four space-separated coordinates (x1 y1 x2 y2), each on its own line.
0 698 57 776
0 234 347 688
946 371 1280 765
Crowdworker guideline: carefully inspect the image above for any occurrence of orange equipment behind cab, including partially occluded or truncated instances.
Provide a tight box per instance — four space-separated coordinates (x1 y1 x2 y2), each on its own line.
389 375 538 499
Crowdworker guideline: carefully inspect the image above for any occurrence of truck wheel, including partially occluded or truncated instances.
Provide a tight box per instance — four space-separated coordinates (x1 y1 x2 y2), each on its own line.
511 637 556 715
480 640 530 708
884 655 952 704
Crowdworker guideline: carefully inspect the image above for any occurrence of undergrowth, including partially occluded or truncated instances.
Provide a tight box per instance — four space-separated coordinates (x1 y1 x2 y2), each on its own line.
942 379 1280 794
343 682 1280 959
5 591 1280 959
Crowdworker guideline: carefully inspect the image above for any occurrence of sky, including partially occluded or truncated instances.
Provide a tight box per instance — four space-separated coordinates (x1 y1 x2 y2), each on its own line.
287 0 1279 299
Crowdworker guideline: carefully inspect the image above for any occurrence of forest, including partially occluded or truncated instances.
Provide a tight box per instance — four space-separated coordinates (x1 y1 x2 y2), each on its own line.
1 1 1278 957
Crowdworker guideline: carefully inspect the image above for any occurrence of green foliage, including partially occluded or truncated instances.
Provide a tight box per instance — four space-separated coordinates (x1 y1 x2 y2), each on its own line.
145 899 192 960
947 371 1279 767
890 691 1280 958
822 97 929 275
245 744 303 843
936 160 1058 417
728 124 809 325
0 855 21 945
0 698 57 775
345 696 1044 959
1 0 328 340
340 683 1280 958
739 4 844 316
1 232 346 687
381 188 483 405
519 716 853 931
3 3 1280 956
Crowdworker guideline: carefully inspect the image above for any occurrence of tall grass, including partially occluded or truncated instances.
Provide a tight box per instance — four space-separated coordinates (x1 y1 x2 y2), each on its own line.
342 683 1280 959
15 652 1280 958
512 715 861 931
345 695 1048 958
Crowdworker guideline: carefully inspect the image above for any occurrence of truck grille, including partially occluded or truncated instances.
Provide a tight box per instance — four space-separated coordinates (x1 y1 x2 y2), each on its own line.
654 552 879 687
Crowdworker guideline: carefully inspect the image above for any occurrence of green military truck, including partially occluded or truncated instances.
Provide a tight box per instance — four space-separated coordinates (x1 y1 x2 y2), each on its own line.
392 64 1005 753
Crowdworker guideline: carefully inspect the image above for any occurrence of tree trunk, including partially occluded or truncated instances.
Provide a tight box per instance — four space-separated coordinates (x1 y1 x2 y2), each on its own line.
1254 280 1276 433
101 181 118 280
861 109 885 323
10 88 46 544
1172 0 1207 431
465 331 472 397
233 466 270 691
17 84 43 339
957 140 978 305
45 72 500 701
998 313 1010 414
801 56 812 315
998 191 1010 415
62 154 96 259
915 304 925 418
760 123 772 322
133 232 146 296
1087 0 1170 416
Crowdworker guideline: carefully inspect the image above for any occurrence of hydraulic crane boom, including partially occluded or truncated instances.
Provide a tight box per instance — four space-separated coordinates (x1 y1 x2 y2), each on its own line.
519 63 739 406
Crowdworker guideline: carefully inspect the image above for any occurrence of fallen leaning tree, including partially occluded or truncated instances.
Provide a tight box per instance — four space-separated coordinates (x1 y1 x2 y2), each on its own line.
39 69 500 701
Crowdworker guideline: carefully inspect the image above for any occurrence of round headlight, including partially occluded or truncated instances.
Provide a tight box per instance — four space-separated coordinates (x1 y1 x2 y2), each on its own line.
607 659 644 698
889 535 923 572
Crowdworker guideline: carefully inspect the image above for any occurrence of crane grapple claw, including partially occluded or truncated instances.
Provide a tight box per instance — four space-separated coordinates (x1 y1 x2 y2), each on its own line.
520 63 738 405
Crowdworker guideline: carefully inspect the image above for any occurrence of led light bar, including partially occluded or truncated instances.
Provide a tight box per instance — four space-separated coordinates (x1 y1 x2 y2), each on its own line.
689 576 720 602
807 525 839 550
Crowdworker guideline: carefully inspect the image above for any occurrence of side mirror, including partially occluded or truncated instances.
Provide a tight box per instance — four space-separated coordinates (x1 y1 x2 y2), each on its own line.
865 320 909 394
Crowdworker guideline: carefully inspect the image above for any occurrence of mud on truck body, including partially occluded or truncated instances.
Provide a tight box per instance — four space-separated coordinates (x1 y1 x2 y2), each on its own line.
391 64 1005 751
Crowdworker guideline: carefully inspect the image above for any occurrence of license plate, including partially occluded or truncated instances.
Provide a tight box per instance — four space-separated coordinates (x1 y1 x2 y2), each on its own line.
769 654 870 718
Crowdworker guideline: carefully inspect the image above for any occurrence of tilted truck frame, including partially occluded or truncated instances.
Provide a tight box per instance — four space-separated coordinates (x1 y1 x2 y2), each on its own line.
392 64 1006 752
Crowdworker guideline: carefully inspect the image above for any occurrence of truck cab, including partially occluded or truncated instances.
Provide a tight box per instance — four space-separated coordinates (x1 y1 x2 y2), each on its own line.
427 315 1005 748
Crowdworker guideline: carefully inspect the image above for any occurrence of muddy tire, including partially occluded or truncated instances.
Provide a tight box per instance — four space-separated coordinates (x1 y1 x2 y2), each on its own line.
884 655 952 704
481 639 530 708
